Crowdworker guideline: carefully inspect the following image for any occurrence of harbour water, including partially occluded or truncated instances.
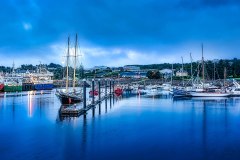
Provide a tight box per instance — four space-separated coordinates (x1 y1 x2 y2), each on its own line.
1 91 240 160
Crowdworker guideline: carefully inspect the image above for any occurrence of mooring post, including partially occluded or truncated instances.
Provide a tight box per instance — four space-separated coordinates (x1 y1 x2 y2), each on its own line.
98 79 101 101
105 79 107 97
83 79 86 110
110 80 112 95
92 79 95 105
112 80 115 95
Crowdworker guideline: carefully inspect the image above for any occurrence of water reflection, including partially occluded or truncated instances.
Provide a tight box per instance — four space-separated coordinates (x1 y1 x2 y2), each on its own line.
81 114 87 158
98 103 101 115
92 106 95 117
28 93 33 117
2 91 240 160
105 99 108 113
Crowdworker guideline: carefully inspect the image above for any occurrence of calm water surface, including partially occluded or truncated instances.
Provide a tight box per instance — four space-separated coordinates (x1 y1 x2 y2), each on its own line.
1 91 240 160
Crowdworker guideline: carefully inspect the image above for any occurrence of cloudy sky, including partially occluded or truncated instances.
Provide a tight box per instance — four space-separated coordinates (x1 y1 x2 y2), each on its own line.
0 0 240 67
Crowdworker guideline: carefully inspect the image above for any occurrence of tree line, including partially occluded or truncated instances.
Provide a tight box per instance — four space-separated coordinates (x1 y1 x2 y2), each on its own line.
139 58 240 79
1 58 240 80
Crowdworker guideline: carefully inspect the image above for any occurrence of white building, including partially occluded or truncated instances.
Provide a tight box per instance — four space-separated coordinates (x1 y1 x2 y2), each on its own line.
159 69 174 78
176 69 188 77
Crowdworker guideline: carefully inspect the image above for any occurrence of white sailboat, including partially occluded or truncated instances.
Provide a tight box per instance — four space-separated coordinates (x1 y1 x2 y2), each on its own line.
189 44 230 97
228 79 240 96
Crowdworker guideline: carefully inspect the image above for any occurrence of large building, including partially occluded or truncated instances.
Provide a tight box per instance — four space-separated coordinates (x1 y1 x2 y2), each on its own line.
120 72 147 78
123 65 140 72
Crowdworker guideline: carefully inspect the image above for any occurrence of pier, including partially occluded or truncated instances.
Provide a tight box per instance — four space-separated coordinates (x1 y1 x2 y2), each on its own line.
59 79 117 116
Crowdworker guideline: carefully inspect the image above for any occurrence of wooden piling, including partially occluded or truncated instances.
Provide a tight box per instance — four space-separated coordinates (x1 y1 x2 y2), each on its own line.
92 79 95 105
105 80 107 97
83 79 86 109
98 79 101 101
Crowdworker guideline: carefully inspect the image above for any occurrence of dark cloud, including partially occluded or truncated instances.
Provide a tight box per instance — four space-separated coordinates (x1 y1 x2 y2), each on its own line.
0 0 240 66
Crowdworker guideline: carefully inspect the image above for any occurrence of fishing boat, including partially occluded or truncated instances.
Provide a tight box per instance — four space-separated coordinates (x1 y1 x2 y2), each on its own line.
56 34 83 104
4 73 23 92
22 70 34 91
4 63 23 92
31 65 54 90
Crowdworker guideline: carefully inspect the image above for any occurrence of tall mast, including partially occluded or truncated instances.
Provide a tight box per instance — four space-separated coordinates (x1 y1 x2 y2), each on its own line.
190 52 193 85
224 67 226 87
171 63 173 85
197 62 200 84
201 44 205 89
73 34 78 91
214 61 216 81
66 37 70 93
201 44 204 83
181 56 184 86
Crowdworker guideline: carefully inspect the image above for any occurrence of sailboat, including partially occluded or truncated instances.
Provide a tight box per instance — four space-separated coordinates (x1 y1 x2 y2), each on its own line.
56 34 83 104
189 44 230 97
226 79 240 96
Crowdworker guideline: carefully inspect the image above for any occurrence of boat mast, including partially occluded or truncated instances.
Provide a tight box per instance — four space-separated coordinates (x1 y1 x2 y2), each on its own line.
73 34 78 91
190 53 193 85
171 63 173 85
213 61 216 81
224 67 226 88
66 37 70 93
181 56 184 86
201 44 204 88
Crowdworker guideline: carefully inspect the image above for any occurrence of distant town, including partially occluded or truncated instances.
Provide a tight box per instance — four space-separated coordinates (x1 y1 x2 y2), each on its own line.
1 58 240 81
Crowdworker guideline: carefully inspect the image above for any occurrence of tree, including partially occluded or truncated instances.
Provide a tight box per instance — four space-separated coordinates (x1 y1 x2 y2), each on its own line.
147 71 153 79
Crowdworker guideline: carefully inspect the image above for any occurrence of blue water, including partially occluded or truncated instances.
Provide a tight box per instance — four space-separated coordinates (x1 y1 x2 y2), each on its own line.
1 92 240 160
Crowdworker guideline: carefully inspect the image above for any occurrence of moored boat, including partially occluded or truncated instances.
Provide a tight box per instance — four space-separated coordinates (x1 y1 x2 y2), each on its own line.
0 73 4 91
56 90 82 104
31 65 54 90
56 34 83 104
4 73 23 92
189 92 230 97
114 86 123 96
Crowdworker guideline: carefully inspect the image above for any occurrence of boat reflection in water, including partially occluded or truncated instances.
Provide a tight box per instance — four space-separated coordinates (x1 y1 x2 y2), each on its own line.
1 91 240 160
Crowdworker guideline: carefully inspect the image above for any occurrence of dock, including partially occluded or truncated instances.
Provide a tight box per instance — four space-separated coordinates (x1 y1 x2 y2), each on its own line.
59 79 116 117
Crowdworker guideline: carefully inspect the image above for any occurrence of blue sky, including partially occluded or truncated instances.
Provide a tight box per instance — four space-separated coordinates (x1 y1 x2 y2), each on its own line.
0 0 240 67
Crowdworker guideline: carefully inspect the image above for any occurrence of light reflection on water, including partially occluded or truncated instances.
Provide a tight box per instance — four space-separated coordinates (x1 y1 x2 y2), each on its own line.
1 91 240 159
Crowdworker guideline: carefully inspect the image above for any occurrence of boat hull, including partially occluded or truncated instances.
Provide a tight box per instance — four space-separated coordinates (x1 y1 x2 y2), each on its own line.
34 84 54 90
172 89 190 97
0 84 4 92
4 85 22 92
56 92 82 104
22 83 34 91
190 92 230 97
